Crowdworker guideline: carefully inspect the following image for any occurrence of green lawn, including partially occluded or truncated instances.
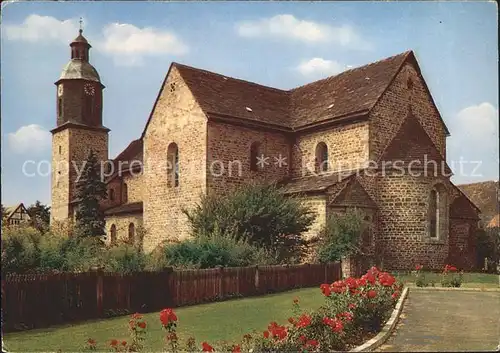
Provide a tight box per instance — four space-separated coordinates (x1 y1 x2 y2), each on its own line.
392 271 499 288
3 287 324 352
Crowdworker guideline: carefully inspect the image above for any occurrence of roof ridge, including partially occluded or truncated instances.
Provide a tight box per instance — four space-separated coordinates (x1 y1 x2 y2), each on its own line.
173 62 289 94
290 50 412 92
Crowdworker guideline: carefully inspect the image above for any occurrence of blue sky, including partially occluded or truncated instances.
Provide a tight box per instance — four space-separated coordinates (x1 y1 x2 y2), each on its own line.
1 1 498 206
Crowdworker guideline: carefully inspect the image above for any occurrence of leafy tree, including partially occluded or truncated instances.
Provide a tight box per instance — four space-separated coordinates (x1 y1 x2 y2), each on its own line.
317 208 367 263
183 182 315 262
27 201 51 232
75 149 108 237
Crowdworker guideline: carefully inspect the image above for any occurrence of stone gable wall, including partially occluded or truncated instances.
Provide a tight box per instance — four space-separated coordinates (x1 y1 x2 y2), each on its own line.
370 63 447 162
299 195 327 240
143 67 207 252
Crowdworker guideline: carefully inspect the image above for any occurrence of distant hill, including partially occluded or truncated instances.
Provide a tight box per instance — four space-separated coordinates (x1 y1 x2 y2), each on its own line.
458 180 499 225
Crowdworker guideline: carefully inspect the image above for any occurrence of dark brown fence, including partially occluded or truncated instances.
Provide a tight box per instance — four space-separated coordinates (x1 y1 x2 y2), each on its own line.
2 262 341 332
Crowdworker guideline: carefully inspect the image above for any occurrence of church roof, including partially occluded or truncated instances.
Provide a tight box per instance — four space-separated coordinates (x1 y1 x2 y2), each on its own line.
171 50 447 131
280 171 356 194
59 59 101 82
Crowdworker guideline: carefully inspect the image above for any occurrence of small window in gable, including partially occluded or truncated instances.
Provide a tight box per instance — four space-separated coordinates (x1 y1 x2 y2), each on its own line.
128 223 135 245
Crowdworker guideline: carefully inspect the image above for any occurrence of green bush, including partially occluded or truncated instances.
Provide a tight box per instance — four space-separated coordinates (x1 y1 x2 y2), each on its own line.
317 208 367 263
183 182 315 262
160 226 275 269
1 225 41 275
39 235 102 273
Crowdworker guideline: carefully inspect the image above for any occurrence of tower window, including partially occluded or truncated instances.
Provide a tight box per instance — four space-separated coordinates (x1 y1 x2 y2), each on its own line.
59 146 62 155
123 183 128 203
167 143 179 187
110 224 117 245
58 98 63 118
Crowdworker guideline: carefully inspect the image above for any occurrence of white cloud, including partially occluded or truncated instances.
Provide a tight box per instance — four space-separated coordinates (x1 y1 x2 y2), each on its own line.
448 102 499 183
296 58 346 77
4 14 79 43
99 23 188 66
236 14 369 49
454 102 498 140
7 124 51 154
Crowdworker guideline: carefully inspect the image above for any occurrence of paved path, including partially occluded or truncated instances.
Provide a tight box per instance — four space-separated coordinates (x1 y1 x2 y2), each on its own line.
377 290 500 352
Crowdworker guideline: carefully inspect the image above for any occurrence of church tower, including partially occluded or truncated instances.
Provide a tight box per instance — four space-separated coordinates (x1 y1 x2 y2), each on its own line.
51 26 109 223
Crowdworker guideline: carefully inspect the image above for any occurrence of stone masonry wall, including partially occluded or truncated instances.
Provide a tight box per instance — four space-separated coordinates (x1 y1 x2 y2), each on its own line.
369 62 447 162
143 67 207 252
448 218 477 270
376 172 450 270
291 122 370 178
51 127 108 222
300 195 327 240
105 214 143 245
206 121 291 193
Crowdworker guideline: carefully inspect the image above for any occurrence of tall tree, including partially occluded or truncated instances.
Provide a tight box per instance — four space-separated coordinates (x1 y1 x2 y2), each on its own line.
27 201 51 232
75 149 108 237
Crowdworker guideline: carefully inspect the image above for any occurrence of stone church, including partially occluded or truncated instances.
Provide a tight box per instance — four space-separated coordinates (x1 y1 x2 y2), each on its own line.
51 30 480 270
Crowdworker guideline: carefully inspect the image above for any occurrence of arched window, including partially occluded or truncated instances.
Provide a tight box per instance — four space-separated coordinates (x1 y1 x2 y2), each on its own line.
250 142 260 171
109 188 115 201
110 224 117 245
315 142 328 173
122 183 128 203
58 98 63 118
167 143 179 187
429 185 447 239
128 223 135 245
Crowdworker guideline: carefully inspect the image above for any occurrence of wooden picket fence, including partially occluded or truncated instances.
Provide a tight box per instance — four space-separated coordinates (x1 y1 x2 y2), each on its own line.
1 262 341 332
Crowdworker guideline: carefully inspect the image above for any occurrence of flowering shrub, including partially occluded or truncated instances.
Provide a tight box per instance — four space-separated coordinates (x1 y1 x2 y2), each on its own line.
84 267 402 352
441 264 463 287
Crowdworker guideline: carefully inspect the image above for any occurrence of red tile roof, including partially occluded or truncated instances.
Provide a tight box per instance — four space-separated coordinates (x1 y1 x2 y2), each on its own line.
104 202 143 216
174 51 411 130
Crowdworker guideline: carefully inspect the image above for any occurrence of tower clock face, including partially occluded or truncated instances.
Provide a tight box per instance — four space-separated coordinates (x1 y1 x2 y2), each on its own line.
57 84 64 97
84 83 95 96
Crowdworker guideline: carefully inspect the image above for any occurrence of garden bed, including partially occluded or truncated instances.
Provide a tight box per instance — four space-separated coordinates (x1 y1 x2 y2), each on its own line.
86 267 404 352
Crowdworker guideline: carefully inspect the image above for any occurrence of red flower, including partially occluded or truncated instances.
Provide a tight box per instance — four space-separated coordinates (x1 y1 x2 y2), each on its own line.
110 339 118 347
415 264 423 271
379 272 396 287
392 291 400 299
296 314 312 328
345 277 358 290
232 345 241 353
337 311 353 322
263 331 270 339
160 308 177 326
201 342 214 352
299 335 307 343
268 322 287 340
121 341 127 347
320 283 331 296
357 277 367 286
348 303 356 309
306 340 319 348
367 290 377 299
131 313 143 320
87 338 96 346
137 321 147 329
323 317 344 333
